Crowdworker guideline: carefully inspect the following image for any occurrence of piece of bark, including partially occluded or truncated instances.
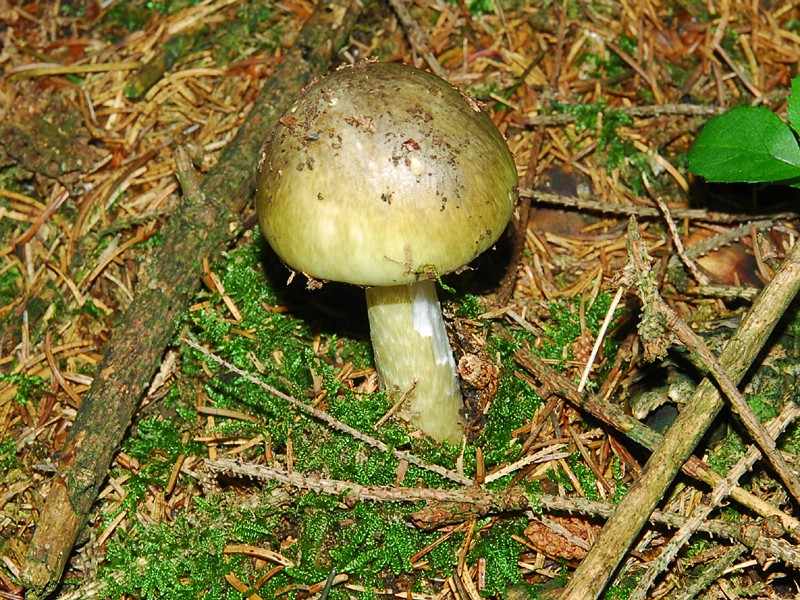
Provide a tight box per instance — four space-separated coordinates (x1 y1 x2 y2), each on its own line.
559 218 800 600
21 2 362 597
0 110 106 185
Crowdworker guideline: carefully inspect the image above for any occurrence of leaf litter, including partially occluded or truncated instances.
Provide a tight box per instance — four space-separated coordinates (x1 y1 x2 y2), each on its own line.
2 1 800 599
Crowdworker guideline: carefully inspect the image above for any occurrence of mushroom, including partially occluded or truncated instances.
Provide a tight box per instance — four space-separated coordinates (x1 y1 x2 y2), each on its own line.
256 62 518 443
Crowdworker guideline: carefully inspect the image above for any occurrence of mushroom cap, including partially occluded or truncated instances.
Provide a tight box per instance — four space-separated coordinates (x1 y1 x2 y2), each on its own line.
256 62 518 286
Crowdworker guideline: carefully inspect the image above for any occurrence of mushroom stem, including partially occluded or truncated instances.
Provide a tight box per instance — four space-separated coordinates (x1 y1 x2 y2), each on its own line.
365 280 464 443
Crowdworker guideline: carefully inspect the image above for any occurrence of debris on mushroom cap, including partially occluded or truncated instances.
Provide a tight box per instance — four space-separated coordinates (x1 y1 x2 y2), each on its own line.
256 61 519 287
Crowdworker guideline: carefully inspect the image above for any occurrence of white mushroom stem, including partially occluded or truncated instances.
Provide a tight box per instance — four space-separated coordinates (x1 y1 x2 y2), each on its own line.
365 280 464 443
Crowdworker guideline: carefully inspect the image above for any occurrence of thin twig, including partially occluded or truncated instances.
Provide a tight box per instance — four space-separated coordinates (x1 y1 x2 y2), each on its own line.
645 175 709 285
577 286 625 392
185 339 472 486
629 400 800 599
524 103 725 127
624 225 800 507
515 347 800 536
671 544 748 600
206 458 800 571
385 0 448 80
483 446 572 484
525 190 797 225
560 218 800 600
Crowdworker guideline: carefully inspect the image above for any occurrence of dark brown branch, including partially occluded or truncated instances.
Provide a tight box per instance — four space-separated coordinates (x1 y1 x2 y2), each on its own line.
526 190 800 224
20 3 363 597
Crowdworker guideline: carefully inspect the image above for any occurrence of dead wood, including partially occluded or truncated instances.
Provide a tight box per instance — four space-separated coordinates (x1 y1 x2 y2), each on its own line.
20 2 363 597
206 458 800 571
560 217 800 600
514 347 800 536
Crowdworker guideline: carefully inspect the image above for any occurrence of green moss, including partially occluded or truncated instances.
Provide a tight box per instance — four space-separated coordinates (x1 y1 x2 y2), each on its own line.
101 236 546 597
474 293 618 472
0 373 46 406
551 99 654 191
455 293 486 319
0 438 17 472
0 263 21 308
781 422 800 455
746 394 780 423
111 405 205 515
467 518 528 595
569 454 599 501
257 497 463 596
334 504 419 575
602 574 637 600
60 2 86 17
81 298 111 318
212 2 283 64
135 231 163 250
477 336 543 468
547 460 575 493
445 0 496 15
126 414 201 462
577 35 637 80
610 456 628 503
684 537 712 559
707 430 745 475
535 293 616 366
101 497 248 600
103 0 203 32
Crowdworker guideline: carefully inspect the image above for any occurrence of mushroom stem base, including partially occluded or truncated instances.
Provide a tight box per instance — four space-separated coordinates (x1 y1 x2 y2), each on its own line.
365 280 464 443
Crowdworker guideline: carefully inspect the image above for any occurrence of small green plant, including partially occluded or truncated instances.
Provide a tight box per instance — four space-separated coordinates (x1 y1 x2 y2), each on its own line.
553 100 639 171
0 438 17 472
0 373 46 406
689 75 800 187
0 263 21 308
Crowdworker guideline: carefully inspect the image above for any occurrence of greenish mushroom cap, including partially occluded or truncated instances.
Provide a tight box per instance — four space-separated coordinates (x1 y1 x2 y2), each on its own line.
256 62 518 286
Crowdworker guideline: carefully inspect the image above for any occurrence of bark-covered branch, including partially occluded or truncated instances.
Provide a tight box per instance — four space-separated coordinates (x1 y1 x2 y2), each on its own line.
560 217 800 600
21 3 363 597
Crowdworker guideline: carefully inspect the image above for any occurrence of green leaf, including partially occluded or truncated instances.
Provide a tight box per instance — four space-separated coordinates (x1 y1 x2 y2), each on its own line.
688 106 800 184
789 75 800 138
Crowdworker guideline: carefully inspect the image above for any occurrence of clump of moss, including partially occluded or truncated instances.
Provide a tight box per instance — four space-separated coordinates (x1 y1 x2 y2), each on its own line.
97 240 626 598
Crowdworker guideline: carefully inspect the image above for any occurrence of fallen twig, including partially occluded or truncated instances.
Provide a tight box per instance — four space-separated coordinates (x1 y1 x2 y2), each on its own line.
514 348 800 535
560 217 800 600
385 0 448 80
629 400 800 599
186 339 472 485
21 3 363 596
525 190 799 225
205 458 800 570
647 177 709 285
524 103 725 127
623 223 800 505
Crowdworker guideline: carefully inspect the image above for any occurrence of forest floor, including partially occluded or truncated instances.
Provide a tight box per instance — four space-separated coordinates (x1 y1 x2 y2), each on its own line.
2 1 800 599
